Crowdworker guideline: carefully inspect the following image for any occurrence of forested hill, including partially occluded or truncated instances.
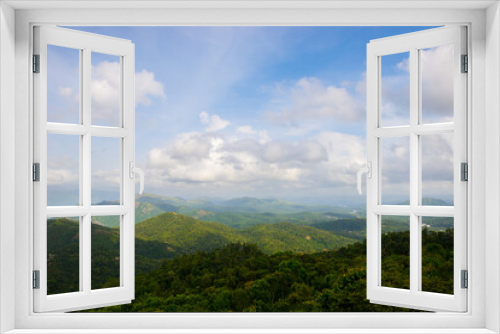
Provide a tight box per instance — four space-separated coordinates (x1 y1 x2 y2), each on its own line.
86 228 453 313
135 212 357 254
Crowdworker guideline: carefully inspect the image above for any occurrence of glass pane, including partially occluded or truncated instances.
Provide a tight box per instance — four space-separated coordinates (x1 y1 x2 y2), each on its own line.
421 133 454 206
91 137 121 205
47 216 80 295
421 45 454 124
47 134 80 206
381 52 410 127
91 52 121 127
47 45 80 124
92 216 121 290
421 217 454 294
381 215 410 290
381 136 410 205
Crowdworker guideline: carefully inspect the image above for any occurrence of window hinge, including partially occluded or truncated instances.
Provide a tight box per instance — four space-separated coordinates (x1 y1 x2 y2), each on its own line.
461 54 468 73
461 270 468 289
33 54 40 73
461 162 468 181
33 163 40 182
33 270 40 289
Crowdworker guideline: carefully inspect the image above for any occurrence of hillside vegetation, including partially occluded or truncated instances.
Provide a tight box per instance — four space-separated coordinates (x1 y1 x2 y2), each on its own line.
135 213 357 254
85 227 453 313
47 217 181 295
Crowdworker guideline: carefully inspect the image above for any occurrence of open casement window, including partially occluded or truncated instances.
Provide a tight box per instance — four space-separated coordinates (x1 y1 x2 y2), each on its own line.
33 26 139 312
365 26 467 312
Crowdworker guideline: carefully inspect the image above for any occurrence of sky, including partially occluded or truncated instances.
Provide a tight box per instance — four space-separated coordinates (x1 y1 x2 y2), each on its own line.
46 26 455 206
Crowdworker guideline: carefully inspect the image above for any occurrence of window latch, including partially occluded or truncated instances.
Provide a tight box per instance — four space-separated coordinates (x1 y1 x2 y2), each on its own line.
129 162 145 195
357 161 372 195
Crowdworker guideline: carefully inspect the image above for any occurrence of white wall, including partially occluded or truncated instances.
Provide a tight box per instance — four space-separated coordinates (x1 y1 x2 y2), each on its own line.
0 2 16 333
486 2 500 333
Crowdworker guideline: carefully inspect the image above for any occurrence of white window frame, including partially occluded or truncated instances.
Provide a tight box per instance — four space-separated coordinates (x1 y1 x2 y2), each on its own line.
0 1 499 333
33 26 136 313
366 26 468 312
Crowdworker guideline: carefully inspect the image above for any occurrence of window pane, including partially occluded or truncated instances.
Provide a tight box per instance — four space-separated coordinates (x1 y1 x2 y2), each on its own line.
421 133 454 206
421 45 454 124
91 52 121 127
381 136 410 205
421 217 454 294
47 45 80 124
381 215 410 290
47 216 80 295
47 134 80 206
91 137 121 205
92 216 121 290
381 52 410 127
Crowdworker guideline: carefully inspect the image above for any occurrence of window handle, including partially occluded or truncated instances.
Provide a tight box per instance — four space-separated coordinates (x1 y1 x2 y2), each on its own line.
357 161 372 195
129 162 145 195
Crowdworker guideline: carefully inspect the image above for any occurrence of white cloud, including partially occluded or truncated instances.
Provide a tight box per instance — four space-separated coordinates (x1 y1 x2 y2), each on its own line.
380 45 455 126
237 125 256 134
58 87 73 97
146 130 365 192
47 169 78 186
91 169 121 189
421 44 454 121
91 61 165 125
135 69 166 106
267 77 365 125
199 111 230 132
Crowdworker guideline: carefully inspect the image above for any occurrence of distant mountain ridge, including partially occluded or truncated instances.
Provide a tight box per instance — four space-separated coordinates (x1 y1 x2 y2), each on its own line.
398 198 450 206
93 194 359 228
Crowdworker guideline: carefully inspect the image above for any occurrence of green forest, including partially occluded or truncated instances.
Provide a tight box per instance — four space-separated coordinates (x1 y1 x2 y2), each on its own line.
47 201 454 312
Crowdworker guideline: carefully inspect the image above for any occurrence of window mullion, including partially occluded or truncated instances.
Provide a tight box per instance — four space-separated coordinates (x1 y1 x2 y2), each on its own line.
409 47 420 294
82 47 92 294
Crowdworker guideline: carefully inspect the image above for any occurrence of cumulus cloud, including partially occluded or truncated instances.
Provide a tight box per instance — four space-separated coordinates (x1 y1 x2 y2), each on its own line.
146 130 365 192
199 111 230 132
267 77 365 125
135 69 167 106
421 133 454 200
421 44 454 121
58 87 73 97
91 61 166 125
237 125 256 134
381 45 454 126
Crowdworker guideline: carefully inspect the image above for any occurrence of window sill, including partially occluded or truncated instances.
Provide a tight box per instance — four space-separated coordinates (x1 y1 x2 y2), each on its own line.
4 329 497 334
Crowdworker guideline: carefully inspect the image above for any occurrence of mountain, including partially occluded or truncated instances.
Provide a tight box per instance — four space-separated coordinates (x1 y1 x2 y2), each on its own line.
221 197 353 214
311 218 367 241
135 212 357 255
188 210 356 229
47 217 181 295
135 212 245 253
92 194 359 229
241 222 356 254
399 197 450 206
84 228 453 313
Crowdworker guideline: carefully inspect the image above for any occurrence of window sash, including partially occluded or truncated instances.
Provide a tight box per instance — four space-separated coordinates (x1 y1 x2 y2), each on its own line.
33 25 136 313
366 26 468 312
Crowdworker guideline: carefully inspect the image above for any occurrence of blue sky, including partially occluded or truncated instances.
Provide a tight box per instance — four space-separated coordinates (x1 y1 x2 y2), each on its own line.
47 26 455 206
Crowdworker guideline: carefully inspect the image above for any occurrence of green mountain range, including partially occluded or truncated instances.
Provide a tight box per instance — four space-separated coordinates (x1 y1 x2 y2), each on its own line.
93 194 358 228
135 212 357 254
